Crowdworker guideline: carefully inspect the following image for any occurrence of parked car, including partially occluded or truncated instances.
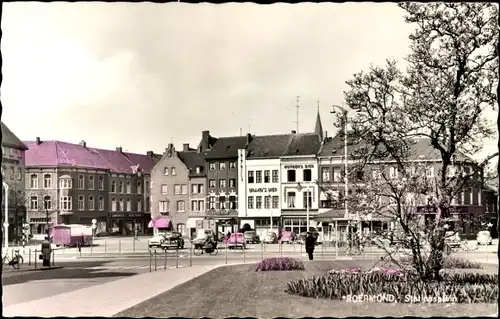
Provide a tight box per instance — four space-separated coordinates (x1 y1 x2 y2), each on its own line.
279 231 293 244
262 232 278 244
161 231 185 249
244 231 260 244
477 230 492 245
227 232 246 249
149 233 166 249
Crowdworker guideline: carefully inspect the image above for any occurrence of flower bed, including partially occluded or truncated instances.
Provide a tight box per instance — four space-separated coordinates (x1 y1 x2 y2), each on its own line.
256 257 305 271
286 268 498 303
398 256 483 269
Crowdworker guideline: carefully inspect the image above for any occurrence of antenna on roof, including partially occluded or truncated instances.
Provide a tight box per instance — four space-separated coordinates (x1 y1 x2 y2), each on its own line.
240 128 242 136
293 96 300 133
248 125 251 134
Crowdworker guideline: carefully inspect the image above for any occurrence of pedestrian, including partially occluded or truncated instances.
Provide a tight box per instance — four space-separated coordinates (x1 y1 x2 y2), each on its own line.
41 237 52 267
134 228 139 241
305 232 315 261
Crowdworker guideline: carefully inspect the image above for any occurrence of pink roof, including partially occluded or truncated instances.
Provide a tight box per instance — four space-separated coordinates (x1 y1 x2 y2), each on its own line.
24 140 158 174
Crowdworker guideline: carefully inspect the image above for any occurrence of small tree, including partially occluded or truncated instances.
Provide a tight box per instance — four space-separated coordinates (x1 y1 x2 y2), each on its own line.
330 2 498 280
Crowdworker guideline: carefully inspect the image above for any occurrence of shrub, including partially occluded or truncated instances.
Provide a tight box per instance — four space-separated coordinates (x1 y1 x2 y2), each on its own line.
398 256 483 269
256 257 305 271
286 271 498 303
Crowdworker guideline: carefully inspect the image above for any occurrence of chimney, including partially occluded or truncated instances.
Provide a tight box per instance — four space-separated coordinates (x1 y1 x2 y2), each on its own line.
183 143 190 152
146 151 153 157
36 137 41 145
200 130 210 152
166 143 175 157
116 147 122 153
291 130 296 134
79 140 86 148
246 133 252 145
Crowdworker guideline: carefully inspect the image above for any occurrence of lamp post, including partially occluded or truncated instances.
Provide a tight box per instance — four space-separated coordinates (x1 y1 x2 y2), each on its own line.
3 181 9 256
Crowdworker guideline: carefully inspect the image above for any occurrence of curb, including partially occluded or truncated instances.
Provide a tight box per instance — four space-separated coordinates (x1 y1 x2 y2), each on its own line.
25 266 64 271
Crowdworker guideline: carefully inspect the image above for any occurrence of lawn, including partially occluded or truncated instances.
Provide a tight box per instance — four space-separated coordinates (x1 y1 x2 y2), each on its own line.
116 260 498 318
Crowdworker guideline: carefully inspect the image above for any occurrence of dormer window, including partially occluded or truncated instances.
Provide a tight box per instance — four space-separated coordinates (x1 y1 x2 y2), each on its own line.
164 167 169 175
229 161 236 170
196 166 201 174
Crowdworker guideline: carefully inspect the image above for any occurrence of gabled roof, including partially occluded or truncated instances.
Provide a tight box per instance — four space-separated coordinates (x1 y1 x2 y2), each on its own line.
282 133 322 156
23 140 160 174
1 122 28 150
204 136 248 160
178 151 206 177
246 134 292 158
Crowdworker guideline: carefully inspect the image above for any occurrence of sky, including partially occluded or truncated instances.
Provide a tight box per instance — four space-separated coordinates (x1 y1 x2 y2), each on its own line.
1 2 498 166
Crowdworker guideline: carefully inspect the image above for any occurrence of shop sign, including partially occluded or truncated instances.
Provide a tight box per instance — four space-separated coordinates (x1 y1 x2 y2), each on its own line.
416 206 469 214
249 187 278 193
2 157 20 164
126 213 144 218
110 213 125 218
284 164 315 169
206 210 238 217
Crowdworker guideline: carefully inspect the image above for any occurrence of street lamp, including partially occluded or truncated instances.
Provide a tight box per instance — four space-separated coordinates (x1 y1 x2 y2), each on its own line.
331 104 349 221
2 181 9 256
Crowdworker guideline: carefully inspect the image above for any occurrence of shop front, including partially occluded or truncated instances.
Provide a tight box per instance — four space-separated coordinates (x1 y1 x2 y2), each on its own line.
204 209 239 236
416 205 485 237
108 212 151 236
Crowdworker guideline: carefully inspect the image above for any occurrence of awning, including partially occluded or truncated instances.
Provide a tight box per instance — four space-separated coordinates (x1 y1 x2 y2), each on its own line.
315 209 347 221
186 218 203 229
148 218 171 228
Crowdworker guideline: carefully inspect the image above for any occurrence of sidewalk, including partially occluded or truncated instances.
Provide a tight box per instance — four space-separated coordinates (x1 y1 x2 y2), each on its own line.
2 264 223 317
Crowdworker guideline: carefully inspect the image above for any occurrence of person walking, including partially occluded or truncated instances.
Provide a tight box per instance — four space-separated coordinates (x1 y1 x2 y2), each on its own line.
305 232 316 261
41 237 52 267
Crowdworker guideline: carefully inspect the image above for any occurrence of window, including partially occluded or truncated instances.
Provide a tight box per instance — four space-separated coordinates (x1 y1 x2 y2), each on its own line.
30 196 38 210
111 181 116 192
408 166 416 177
16 167 21 181
272 170 279 183
177 200 185 212
248 196 254 209
137 199 142 212
98 176 104 190
10 167 14 180
322 168 330 182
98 196 104 210
137 181 142 194
272 196 279 209
333 168 342 182
161 184 168 194
44 195 51 210
78 195 85 210
196 167 201 174
256 196 262 209
119 198 124 211
219 179 226 188
111 198 117 211
219 196 226 209
30 174 38 189
191 184 198 194
78 175 84 189
264 196 271 209
43 174 52 188
174 184 181 194
198 200 204 211
199 184 204 194
287 170 296 182
209 163 216 171
171 167 176 175
390 167 399 179
229 179 236 188
177 223 185 235
229 161 236 169
303 191 312 208
181 184 188 195
229 196 236 210
256 171 262 183
426 166 434 178
126 181 131 193
209 179 216 188
219 162 226 170
447 166 456 177
88 196 95 210
263 170 270 183
119 182 123 193
159 201 169 213
209 196 216 209
126 199 131 211
287 192 296 208
60 196 72 210
248 171 254 183
372 169 381 180
303 169 312 182
191 200 198 211
164 167 169 175
89 176 95 190
146 181 150 193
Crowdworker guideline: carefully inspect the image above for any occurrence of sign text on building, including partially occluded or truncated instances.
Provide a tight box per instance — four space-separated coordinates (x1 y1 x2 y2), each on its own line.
249 187 278 193
284 164 315 169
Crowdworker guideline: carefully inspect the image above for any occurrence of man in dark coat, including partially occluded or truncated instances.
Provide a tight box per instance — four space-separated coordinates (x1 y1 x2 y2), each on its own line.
305 232 316 260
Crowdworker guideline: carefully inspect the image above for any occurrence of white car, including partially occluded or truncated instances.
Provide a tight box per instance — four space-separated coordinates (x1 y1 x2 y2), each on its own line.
148 234 166 249
476 231 492 245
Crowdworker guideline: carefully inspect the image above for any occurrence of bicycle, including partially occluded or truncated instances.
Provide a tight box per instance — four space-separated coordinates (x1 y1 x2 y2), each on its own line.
339 245 363 256
2 250 24 269
193 243 219 256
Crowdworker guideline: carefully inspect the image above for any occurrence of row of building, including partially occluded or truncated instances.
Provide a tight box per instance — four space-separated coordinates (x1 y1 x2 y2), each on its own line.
1 111 498 241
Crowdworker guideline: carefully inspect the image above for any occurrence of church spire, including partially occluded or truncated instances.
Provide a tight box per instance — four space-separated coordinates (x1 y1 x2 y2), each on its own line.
314 99 324 142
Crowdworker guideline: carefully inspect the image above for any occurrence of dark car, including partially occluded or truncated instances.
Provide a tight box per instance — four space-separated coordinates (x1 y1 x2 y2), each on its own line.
160 231 185 249
244 231 260 244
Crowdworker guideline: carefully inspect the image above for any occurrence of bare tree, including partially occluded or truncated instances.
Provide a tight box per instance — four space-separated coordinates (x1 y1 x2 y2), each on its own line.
330 3 498 280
